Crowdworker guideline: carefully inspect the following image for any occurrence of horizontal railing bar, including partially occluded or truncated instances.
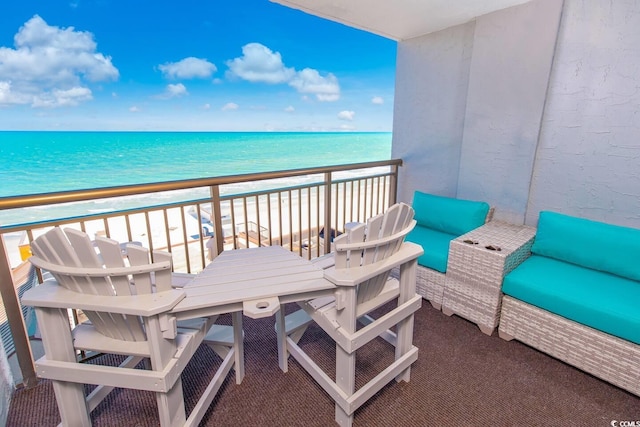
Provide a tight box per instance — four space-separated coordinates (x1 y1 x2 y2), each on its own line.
0 198 208 233
0 160 402 210
215 171 395 202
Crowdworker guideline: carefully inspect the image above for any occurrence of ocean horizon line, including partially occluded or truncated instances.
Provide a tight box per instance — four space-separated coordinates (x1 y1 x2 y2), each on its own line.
0 130 392 134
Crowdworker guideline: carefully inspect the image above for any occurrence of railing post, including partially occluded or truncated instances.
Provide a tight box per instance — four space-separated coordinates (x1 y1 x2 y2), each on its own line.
0 235 37 388
210 185 225 257
389 164 399 206
323 172 332 255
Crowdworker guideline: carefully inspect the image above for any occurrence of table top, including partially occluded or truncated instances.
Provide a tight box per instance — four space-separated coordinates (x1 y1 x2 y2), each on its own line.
171 246 335 317
453 221 536 256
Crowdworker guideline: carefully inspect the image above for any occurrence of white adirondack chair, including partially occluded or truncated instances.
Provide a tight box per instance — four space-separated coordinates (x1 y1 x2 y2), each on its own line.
277 203 424 427
22 227 241 427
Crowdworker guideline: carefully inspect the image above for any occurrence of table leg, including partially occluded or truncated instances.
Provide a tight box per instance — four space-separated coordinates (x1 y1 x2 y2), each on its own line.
276 307 288 372
232 311 245 384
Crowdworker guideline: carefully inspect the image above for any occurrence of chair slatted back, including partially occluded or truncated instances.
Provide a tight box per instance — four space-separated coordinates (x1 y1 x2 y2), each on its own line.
333 203 416 305
29 227 172 342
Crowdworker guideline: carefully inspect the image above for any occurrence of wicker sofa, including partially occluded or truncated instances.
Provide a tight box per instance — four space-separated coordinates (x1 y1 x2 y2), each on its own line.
499 211 640 396
405 191 492 309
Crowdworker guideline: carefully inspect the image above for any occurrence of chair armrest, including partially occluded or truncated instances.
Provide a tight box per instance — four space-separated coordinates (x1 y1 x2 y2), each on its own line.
22 281 185 316
323 242 423 287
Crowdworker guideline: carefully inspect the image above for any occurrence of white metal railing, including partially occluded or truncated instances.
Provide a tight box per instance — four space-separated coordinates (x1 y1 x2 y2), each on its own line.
0 159 401 388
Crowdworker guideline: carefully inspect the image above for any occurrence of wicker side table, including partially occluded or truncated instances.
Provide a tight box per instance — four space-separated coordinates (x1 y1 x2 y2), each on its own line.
441 221 536 335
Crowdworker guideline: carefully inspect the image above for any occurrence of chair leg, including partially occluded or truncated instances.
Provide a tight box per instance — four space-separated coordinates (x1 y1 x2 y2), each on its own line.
51 380 92 427
38 307 92 426
156 378 187 427
394 313 415 383
335 345 355 427
335 406 353 427
397 260 419 382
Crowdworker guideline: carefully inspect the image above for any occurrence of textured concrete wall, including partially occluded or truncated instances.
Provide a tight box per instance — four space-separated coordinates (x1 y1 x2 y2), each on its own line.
392 23 475 205
457 0 563 224
393 0 562 218
526 0 640 227
394 0 640 227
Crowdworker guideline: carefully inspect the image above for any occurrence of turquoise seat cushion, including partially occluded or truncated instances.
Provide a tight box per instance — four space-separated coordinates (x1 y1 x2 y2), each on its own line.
532 211 640 282
503 255 640 345
406 225 454 273
412 191 490 236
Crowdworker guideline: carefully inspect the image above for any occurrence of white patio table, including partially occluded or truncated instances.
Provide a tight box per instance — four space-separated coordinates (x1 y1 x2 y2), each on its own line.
170 245 336 380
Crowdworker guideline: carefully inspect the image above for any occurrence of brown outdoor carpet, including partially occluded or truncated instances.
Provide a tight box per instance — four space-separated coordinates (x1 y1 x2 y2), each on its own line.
7 303 639 426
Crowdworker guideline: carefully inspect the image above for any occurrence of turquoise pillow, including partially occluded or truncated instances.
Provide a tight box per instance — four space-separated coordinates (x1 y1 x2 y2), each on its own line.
532 211 640 282
412 191 490 236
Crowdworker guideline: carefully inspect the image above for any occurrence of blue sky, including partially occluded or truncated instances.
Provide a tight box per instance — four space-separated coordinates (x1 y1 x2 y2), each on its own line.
0 1 397 131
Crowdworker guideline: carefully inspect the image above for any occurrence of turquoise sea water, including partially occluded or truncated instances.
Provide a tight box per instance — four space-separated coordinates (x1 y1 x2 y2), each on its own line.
0 131 392 224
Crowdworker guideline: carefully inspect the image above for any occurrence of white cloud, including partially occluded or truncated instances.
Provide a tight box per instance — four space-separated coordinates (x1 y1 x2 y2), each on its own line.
226 43 295 83
32 87 93 108
160 83 188 99
284 105 295 113
0 81 29 105
0 15 118 108
203 103 211 110
371 96 384 105
222 102 238 111
226 43 340 101
338 110 355 121
159 57 217 79
0 81 10 102
290 68 340 101
129 106 140 112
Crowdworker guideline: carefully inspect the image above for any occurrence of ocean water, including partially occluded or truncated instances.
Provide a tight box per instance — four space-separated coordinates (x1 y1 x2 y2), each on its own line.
0 131 392 225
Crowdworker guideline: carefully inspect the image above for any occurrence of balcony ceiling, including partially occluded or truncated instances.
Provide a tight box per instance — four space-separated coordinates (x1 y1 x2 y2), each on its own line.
271 0 532 40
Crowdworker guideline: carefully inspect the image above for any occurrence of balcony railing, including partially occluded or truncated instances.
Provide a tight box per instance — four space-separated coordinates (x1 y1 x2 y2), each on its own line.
0 159 401 389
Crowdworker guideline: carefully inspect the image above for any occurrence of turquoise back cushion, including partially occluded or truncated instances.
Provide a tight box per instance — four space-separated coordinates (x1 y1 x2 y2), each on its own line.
412 191 490 236
532 211 640 282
